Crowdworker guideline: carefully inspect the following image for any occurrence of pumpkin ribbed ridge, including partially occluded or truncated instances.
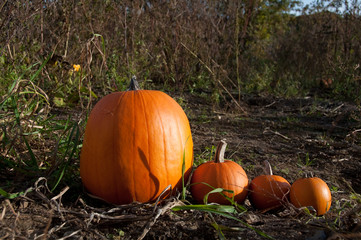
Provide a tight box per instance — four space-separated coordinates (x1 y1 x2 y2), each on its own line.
80 89 193 204
190 141 248 205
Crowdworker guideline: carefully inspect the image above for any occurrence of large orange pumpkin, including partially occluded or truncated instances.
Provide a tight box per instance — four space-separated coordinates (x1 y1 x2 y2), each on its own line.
290 177 332 216
190 140 249 205
80 77 193 204
249 161 291 211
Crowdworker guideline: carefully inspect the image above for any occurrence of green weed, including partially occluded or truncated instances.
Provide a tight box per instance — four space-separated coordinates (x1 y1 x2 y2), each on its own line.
194 145 216 166
0 59 83 196
297 152 315 167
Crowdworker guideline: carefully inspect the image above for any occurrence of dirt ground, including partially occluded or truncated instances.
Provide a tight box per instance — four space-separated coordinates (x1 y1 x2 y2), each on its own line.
1 92 361 239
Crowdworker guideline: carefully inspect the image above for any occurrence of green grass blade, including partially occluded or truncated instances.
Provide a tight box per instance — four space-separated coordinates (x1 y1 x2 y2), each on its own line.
51 167 66 192
0 80 18 109
51 122 80 192
22 135 38 168
29 52 52 82
0 61 38 109
12 98 21 125
192 182 237 206
181 146 186 200
61 122 80 162
203 187 234 205
0 187 32 199
181 135 191 201
211 222 227 240
0 188 11 198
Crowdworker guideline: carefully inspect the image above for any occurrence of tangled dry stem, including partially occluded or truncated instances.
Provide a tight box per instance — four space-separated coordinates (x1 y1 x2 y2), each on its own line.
0 177 187 239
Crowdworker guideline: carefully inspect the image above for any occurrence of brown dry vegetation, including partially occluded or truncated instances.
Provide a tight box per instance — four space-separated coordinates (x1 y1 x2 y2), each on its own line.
1 0 361 239
1 0 361 100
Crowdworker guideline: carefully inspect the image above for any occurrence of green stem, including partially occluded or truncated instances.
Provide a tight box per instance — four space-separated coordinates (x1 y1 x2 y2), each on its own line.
214 140 227 163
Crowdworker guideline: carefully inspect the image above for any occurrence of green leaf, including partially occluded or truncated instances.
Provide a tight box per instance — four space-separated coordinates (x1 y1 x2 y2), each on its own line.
203 187 234 205
23 135 38 168
181 135 191 201
0 187 32 199
211 222 227 239
191 181 235 205
53 96 66 107
0 188 10 198
30 52 52 82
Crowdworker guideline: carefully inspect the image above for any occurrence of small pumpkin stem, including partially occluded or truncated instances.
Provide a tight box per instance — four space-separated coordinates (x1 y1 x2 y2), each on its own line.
304 171 314 178
127 75 140 91
263 160 273 175
214 140 227 163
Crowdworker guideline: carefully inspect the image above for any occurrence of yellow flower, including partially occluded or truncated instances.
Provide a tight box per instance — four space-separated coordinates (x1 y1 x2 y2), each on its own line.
73 64 81 72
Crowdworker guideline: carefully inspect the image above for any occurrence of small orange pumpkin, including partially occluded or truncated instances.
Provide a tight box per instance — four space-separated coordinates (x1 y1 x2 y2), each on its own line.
290 177 332 216
249 161 291 211
190 140 249 204
80 76 193 204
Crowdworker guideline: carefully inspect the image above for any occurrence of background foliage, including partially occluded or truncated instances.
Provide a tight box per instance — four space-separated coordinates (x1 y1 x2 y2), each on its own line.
1 0 360 105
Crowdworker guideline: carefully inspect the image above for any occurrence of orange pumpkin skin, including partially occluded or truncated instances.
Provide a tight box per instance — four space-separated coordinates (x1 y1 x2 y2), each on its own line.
191 160 249 204
290 177 332 216
190 141 249 205
80 84 193 204
249 175 291 211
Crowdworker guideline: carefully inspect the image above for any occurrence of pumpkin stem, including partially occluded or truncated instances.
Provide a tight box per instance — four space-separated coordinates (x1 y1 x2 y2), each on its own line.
263 160 273 175
305 171 314 178
127 75 141 91
214 140 227 163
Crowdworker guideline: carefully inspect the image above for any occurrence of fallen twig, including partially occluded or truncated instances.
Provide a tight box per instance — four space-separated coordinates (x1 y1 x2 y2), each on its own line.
137 198 184 240
41 209 53 240
263 127 290 140
87 212 151 227
346 128 361 139
330 103 344 113
57 230 82 240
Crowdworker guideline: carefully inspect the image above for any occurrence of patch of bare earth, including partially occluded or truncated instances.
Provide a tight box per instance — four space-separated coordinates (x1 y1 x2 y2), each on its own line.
1 93 361 239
